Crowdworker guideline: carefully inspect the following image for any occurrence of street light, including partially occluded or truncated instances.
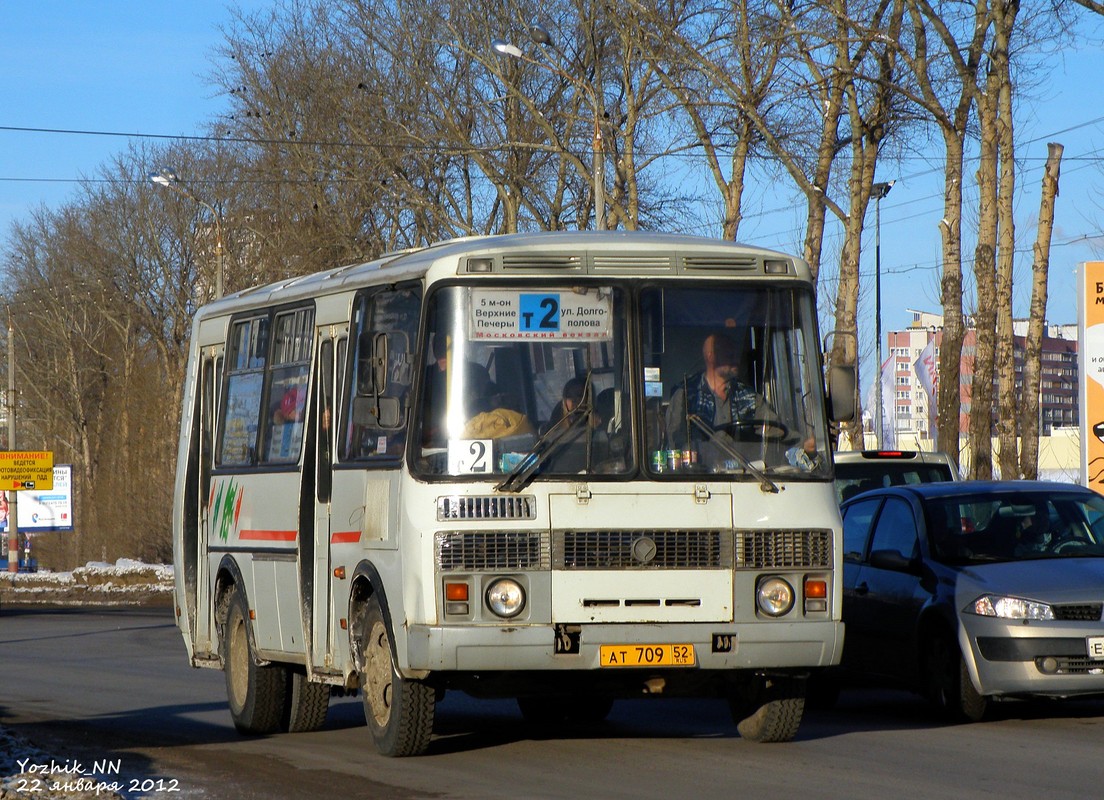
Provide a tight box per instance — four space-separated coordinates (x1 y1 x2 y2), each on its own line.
872 179 895 448
149 169 226 298
492 24 606 230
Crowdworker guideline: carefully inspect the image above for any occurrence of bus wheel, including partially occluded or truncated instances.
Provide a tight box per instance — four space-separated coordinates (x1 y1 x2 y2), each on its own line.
283 672 330 733
222 588 287 734
729 675 805 743
359 596 435 756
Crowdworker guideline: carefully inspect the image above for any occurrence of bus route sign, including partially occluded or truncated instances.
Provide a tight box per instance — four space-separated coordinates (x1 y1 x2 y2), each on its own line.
0 451 54 490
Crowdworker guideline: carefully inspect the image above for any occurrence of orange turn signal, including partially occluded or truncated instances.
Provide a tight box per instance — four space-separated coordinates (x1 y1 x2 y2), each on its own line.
804 578 827 599
445 582 470 602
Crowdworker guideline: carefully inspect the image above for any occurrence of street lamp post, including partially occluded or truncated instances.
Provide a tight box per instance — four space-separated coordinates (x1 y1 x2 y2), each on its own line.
872 180 894 448
492 24 606 230
149 169 226 298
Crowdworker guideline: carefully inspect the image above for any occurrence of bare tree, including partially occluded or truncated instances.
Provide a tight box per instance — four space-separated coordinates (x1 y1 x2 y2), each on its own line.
1019 142 1064 478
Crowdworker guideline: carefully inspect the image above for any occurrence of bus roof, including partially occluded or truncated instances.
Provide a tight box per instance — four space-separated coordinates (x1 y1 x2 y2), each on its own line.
194 231 811 320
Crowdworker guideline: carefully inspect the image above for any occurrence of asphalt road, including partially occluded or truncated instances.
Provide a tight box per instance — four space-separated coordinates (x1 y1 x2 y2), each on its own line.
2 607 1103 799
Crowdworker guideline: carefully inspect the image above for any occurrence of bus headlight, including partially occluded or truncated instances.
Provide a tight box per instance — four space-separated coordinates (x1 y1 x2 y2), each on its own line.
756 577 795 617
485 578 526 618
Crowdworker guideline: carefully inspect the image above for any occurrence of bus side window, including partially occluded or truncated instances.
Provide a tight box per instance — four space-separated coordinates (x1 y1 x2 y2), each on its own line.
343 285 421 461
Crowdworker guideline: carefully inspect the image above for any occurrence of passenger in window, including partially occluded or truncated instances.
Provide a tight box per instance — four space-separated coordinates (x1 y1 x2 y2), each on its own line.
544 377 586 434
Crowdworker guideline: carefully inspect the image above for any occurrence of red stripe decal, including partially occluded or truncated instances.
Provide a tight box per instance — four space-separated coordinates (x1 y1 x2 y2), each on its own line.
239 529 298 542
331 531 361 544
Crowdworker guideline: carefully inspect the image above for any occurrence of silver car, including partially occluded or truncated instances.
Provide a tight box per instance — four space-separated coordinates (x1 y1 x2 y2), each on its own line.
839 480 1104 720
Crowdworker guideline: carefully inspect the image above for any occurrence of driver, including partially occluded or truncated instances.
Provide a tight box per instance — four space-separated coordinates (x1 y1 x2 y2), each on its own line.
665 331 780 449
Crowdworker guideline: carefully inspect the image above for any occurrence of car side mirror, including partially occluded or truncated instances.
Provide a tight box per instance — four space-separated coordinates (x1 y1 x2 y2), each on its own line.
868 548 920 574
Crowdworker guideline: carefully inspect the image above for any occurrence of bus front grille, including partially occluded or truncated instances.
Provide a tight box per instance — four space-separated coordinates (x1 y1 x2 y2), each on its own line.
437 495 537 521
735 529 833 569
436 531 551 571
555 530 732 570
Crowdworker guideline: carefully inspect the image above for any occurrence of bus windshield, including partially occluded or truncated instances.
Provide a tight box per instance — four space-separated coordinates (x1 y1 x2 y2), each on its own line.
414 284 630 477
412 281 829 481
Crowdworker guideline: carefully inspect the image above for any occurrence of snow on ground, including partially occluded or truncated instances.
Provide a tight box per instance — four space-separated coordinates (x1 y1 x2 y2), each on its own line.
1 560 173 798
0 559 173 607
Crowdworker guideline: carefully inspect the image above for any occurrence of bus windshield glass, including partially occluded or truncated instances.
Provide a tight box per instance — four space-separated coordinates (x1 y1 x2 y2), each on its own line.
412 281 829 480
641 283 829 479
415 284 629 477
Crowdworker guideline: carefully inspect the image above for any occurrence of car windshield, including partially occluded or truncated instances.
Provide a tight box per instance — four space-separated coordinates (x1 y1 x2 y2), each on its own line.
925 491 1104 564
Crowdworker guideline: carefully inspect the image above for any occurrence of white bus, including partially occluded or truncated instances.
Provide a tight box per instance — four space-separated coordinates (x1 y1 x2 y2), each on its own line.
172 231 855 756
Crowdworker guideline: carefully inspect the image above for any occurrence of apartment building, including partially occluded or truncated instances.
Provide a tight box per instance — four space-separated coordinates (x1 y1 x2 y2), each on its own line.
879 309 1079 439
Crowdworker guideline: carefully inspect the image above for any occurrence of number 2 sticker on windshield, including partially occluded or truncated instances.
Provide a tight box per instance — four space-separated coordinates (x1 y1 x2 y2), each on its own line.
448 439 493 474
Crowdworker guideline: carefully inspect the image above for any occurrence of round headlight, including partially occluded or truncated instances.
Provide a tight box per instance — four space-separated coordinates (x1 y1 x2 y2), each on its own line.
757 577 795 617
485 578 526 618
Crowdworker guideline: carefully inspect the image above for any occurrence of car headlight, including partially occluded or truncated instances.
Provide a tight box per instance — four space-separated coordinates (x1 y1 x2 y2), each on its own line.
971 594 1054 620
485 578 525 618
756 577 795 617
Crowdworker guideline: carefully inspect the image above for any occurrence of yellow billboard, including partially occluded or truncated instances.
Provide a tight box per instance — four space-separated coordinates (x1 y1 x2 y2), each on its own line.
0 450 54 490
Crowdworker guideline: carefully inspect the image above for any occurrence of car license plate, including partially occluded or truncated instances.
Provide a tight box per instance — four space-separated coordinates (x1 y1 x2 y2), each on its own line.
600 644 695 667
1088 636 1104 660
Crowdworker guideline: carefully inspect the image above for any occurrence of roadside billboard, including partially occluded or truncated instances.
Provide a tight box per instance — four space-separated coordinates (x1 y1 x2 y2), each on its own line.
1080 262 1104 495
0 464 74 532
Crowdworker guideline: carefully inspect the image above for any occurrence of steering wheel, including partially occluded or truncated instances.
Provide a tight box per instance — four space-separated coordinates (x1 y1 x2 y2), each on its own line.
719 417 789 442
1052 536 1084 554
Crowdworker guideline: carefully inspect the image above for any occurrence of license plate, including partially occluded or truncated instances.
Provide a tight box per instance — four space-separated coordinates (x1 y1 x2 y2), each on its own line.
600 644 695 667
1088 636 1104 660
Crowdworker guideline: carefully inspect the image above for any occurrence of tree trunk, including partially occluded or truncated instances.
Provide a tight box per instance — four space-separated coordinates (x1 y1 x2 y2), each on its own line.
1019 142 1063 477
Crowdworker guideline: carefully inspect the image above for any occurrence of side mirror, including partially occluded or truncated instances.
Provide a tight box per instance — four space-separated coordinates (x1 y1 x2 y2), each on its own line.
827 364 857 423
868 548 920 574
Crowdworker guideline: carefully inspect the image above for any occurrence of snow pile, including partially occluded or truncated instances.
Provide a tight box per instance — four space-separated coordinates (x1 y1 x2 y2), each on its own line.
0 560 173 606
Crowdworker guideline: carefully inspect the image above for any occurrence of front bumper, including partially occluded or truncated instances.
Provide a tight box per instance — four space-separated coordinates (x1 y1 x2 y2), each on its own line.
405 619 843 674
963 616 1104 698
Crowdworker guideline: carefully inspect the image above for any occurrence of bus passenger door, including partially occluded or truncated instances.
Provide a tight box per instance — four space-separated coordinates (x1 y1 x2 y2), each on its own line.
191 351 220 656
307 336 338 673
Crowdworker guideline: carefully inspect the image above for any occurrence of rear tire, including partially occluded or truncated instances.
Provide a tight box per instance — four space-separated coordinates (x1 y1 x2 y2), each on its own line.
359 595 435 756
283 672 330 733
222 588 287 734
729 675 806 743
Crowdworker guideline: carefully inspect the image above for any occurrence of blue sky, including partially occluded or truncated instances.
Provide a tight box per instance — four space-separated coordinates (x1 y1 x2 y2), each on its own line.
1 3 1103 387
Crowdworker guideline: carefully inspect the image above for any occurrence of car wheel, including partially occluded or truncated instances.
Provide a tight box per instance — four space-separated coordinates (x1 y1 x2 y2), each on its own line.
925 634 987 722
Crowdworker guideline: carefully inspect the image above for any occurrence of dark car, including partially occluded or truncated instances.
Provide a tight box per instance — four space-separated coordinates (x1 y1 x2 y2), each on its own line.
837 480 1104 720
834 449 958 504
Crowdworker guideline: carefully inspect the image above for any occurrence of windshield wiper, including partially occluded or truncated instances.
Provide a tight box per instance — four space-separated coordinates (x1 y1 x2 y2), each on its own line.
687 414 779 493
496 396 594 493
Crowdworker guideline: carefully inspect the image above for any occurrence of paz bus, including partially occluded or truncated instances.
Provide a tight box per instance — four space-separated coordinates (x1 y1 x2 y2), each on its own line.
171 231 856 756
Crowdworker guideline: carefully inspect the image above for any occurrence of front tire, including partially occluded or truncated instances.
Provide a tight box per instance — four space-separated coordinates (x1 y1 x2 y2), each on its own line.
925 634 988 722
359 595 435 756
729 675 806 743
222 587 287 734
